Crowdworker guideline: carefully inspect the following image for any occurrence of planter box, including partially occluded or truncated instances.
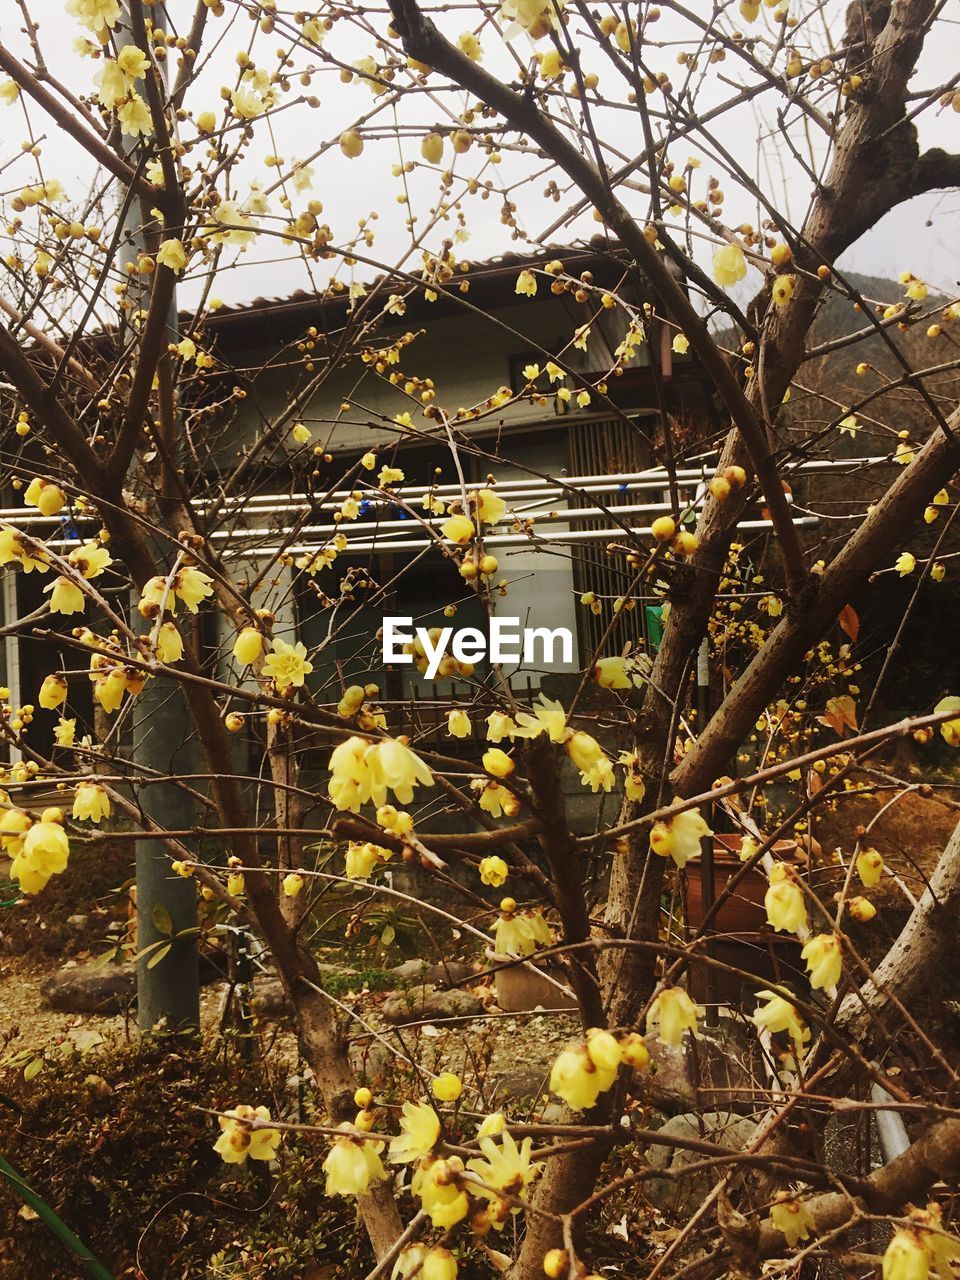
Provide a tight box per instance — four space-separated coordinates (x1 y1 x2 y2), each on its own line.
684 838 803 1006
487 950 579 1013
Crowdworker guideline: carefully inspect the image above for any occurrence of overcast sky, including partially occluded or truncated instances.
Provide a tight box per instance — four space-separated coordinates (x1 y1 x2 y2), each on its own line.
1 0 957 314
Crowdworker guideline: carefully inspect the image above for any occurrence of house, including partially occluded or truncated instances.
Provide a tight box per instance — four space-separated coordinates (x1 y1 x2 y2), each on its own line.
193 244 717 711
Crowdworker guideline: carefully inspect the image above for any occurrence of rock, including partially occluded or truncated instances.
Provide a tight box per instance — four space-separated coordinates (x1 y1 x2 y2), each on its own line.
492 1068 550 1103
350 1041 393 1086
380 984 483 1025
390 959 474 987
645 1014 759 1111
41 962 135 1014
250 975 289 1020
644 1111 758 1217
65 914 89 931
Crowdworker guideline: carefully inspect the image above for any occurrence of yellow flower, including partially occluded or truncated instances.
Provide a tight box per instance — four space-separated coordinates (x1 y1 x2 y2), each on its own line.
54 718 76 747
117 94 153 137
493 903 543 957
467 1128 541 1196
345 841 382 880
479 855 508 887
233 627 264 666
856 848 884 887
651 807 712 869
377 804 413 837
595 656 632 689
498 0 565 39
770 1195 816 1247
0 80 21 105
38 675 68 710
231 86 267 119
934 696 960 746
156 622 184 663
412 1159 470 1228
483 748 514 778
848 896 876 922
801 933 842 990
66 0 121 34
764 863 808 934
12 819 70 896
564 731 603 774
713 242 747 287
328 736 433 811
646 987 701 1047
175 566 214 612
69 541 111 579
485 711 515 742
475 488 506 525
883 1231 930 1280
458 31 483 59
771 274 795 306
46 577 85 615
213 1105 281 1164
389 1102 441 1164
753 990 809 1053
619 751 646 802
447 709 471 738
422 1248 458 1280
431 1072 462 1102
115 43 149 81
24 478 66 516
264 638 313 689
895 552 916 576
156 238 187 273
323 1133 387 1196
94 669 127 713
72 783 110 823
226 872 245 897
0 528 47 573
620 1032 650 1070
548 1045 605 1111
515 269 537 296
440 513 475 544
512 694 569 743
206 200 257 247
282 872 304 898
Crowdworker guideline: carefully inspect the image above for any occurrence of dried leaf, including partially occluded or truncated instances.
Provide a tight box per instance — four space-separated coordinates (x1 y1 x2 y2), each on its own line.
838 604 859 643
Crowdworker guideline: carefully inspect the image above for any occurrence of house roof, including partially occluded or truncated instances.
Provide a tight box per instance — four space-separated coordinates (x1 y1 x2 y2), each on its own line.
197 237 651 347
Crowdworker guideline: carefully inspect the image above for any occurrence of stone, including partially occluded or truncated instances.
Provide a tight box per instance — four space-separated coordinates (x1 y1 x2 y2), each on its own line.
644 1111 758 1217
645 1014 760 1112
492 1068 551 1103
250 975 289 1019
40 962 135 1015
65 914 89 930
390 959 473 987
380 984 483 1025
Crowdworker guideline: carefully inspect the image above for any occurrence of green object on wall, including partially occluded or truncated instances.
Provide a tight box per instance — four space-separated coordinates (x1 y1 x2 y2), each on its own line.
645 604 664 649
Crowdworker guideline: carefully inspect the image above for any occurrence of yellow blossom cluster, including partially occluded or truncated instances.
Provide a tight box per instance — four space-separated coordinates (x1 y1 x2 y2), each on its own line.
328 735 434 810
549 1027 650 1110
3 805 70 895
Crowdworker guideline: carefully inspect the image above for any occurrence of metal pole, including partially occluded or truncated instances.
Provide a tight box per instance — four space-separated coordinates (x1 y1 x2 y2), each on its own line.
120 3 199 1032
696 635 719 1027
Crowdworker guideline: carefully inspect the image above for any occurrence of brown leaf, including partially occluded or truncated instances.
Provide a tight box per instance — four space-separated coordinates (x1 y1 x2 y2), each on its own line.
816 694 859 737
838 604 859 643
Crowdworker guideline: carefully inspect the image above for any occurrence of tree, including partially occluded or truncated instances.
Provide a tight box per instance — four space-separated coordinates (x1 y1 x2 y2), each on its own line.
1 1 960 1277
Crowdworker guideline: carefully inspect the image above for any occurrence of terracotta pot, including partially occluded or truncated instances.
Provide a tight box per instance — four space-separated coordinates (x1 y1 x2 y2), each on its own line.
684 837 798 934
487 950 579 1012
684 838 802 1006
